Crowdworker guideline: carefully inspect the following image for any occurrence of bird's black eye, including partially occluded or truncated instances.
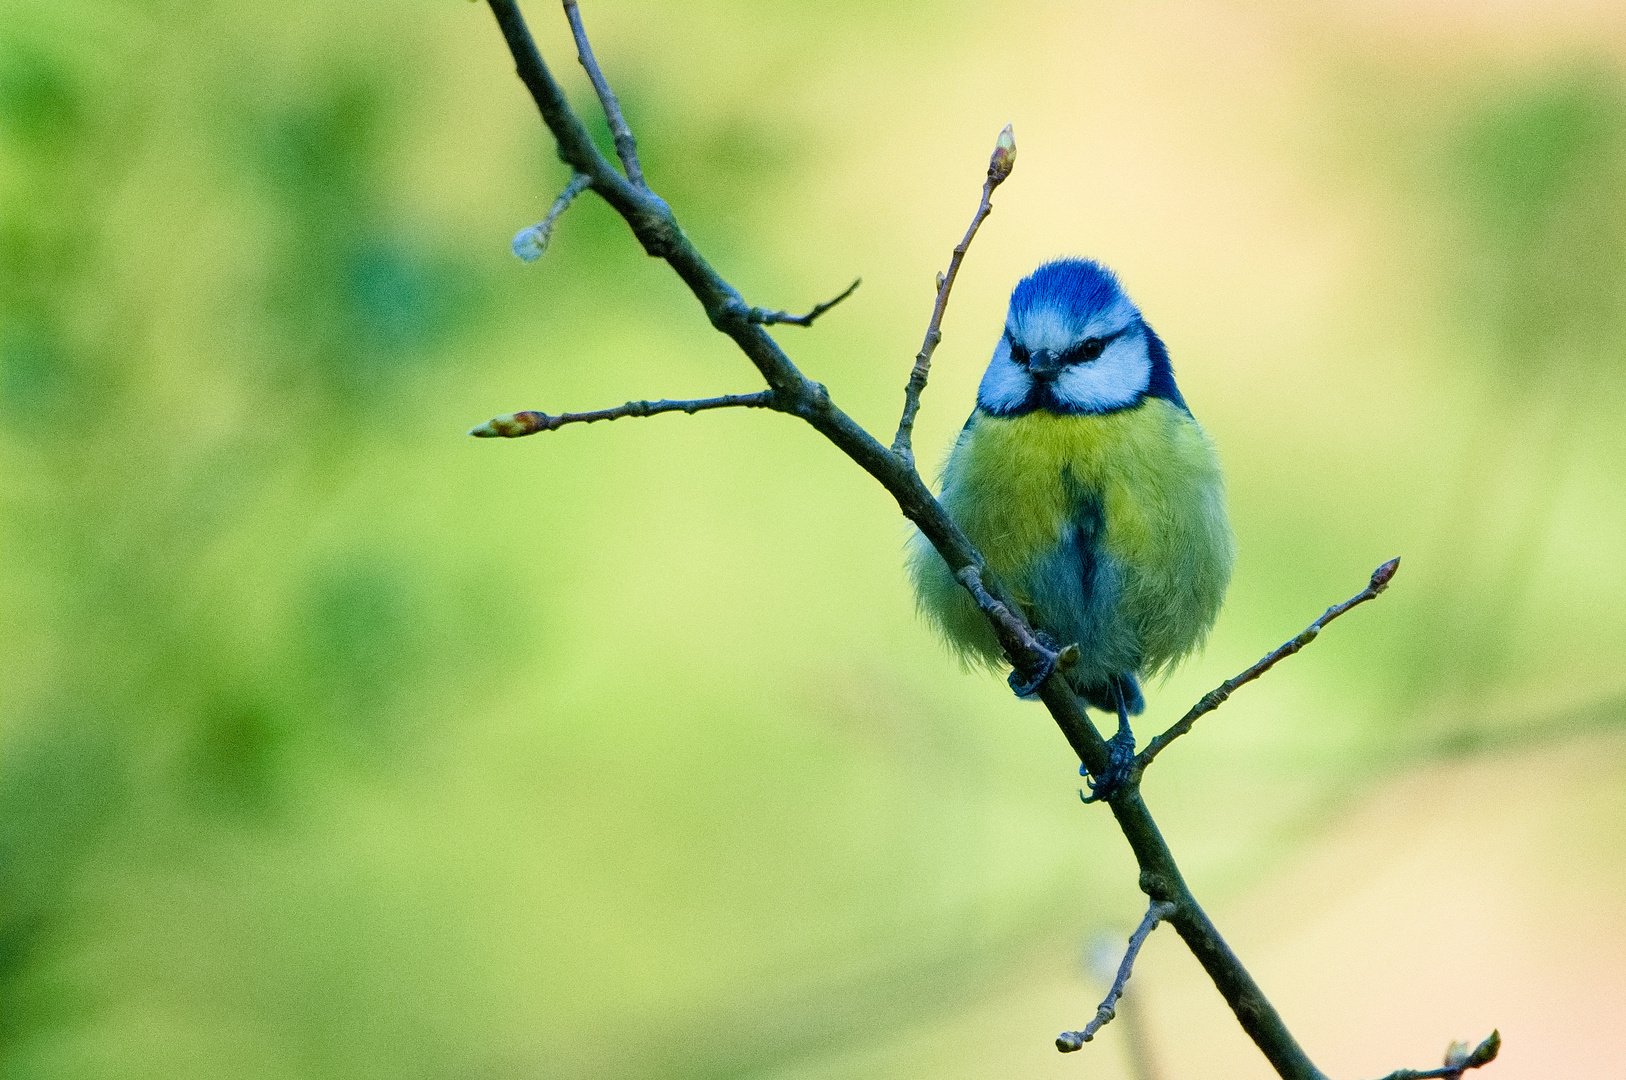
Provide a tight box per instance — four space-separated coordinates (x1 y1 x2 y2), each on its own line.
1079 337 1105 361
1009 340 1029 365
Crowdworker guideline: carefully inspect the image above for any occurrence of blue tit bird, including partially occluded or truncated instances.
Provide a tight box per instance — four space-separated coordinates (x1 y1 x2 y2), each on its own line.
907 258 1233 796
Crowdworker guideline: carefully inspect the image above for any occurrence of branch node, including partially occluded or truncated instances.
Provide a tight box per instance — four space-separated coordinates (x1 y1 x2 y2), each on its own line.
747 278 861 327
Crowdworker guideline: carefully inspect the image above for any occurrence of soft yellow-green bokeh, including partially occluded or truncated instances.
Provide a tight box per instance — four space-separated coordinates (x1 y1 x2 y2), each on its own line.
4 3 1625 1078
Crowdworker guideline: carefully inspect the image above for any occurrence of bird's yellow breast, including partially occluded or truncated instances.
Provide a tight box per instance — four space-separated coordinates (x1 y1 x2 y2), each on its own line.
936 398 1232 673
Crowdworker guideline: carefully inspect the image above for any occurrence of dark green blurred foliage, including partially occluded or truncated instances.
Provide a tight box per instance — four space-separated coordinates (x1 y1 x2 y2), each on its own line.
300 559 425 746
0 37 99 428
1420 73 1626 708
247 71 476 406
1456 74 1626 358
0 721 123 999
0 1 490 1042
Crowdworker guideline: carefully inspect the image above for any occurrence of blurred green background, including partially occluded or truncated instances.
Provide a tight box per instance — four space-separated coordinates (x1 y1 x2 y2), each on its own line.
4 2 1625 1078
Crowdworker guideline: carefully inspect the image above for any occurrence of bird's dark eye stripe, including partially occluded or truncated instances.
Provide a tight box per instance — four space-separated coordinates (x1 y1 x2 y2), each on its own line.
1061 327 1128 364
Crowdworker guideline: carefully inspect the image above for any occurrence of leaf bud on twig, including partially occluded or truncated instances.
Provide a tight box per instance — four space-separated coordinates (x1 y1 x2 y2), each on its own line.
1465 1030 1500 1069
988 123 1016 184
469 411 546 438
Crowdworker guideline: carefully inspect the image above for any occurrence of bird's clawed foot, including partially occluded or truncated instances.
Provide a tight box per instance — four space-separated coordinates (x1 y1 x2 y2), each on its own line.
1079 728 1136 803
1007 632 1062 698
1080 678 1137 804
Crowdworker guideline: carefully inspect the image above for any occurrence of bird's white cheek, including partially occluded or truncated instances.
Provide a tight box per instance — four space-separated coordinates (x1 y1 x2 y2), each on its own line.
1053 343 1150 412
977 355 1032 413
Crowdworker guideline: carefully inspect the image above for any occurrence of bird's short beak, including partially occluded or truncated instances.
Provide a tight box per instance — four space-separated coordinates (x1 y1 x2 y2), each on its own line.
1027 349 1061 381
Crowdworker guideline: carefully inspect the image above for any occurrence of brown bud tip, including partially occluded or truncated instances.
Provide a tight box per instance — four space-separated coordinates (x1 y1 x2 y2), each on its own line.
469 410 547 438
1370 557 1400 592
988 123 1016 183
1056 1032 1084 1053
1466 1030 1500 1068
1444 1041 1471 1069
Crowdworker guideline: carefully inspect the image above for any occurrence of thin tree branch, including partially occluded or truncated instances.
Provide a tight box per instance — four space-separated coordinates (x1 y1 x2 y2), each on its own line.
1058 901 1177 1052
1370 1031 1501 1080
747 278 862 327
480 7 1344 1078
512 171 592 261
469 391 777 438
562 0 645 187
1134 558 1400 775
891 124 1015 469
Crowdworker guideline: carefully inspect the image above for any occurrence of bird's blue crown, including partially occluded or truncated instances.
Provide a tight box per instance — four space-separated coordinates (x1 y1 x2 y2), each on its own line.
977 258 1187 417
1008 259 1127 329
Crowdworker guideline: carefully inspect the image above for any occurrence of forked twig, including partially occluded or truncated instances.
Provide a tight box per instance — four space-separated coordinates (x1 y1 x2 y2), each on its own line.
954 565 1076 683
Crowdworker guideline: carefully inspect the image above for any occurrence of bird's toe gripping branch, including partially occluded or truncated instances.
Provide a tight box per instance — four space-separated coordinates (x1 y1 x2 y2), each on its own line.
1007 660 1054 698
1005 632 1079 699
1007 631 1063 697
1079 678 1137 803
1079 731 1136 804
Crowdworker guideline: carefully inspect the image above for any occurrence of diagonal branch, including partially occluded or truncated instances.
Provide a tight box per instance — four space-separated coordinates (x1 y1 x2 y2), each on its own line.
1058 900 1177 1052
562 0 645 186
748 278 862 327
479 7 1344 1078
1134 558 1400 775
891 124 1015 469
468 391 776 438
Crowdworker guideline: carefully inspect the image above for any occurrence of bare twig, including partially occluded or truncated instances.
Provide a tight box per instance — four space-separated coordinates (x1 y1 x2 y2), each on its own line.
1370 1031 1501 1080
468 391 776 438
1059 901 1177 1052
747 278 862 327
1134 558 1400 774
891 124 1016 468
512 171 592 261
562 0 645 186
